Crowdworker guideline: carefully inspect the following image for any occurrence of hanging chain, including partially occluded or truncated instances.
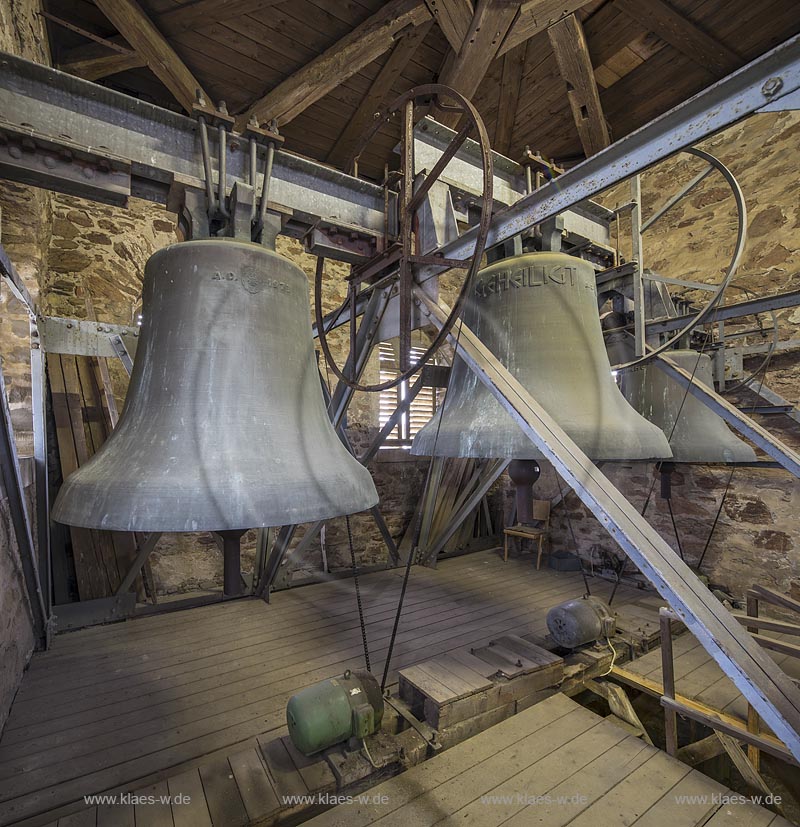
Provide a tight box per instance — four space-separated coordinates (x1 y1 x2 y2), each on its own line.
346 515 371 672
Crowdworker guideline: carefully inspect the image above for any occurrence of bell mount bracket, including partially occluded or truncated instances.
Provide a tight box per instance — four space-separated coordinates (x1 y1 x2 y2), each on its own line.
314 84 494 393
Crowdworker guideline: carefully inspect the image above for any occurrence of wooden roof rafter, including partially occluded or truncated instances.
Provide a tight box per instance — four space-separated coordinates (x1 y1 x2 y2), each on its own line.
58 0 286 81
92 0 210 112
234 0 433 130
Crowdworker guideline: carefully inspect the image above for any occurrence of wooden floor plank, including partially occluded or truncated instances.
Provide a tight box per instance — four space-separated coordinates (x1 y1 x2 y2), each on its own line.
56 809 96 827
95 800 133 827
197 757 249 827
133 782 172 827
630 768 725 827
390 710 630 827
563 744 692 827
227 748 280 823
166 768 212 827
500 743 657 826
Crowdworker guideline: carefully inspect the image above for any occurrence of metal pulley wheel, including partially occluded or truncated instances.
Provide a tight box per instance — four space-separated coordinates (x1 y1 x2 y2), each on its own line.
612 147 748 371
315 84 494 393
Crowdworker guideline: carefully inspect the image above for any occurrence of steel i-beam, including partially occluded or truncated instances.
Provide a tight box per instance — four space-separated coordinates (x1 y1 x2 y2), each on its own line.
413 286 800 762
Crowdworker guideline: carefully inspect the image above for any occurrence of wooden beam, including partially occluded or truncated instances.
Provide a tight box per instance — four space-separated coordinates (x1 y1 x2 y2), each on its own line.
327 21 434 172
494 40 527 156
614 0 741 77
424 0 473 52
59 45 142 81
235 0 431 129
436 0 519 128
93 0 209 112
58 0 285 81
498 0 586 56
548 13 610 157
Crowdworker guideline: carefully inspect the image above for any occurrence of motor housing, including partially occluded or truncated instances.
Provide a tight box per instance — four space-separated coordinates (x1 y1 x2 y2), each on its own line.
286 669 384 756
546 596 616 648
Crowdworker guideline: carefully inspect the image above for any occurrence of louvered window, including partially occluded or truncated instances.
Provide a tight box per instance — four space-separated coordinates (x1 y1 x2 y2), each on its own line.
378 342 439 448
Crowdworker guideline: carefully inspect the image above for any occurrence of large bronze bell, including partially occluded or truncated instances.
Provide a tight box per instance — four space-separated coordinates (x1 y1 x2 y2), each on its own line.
619 349 757 464
412 252 672 462
52 236 378 533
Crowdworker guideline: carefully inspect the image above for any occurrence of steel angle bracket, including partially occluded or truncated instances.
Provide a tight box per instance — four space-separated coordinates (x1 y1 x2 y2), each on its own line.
413 286 800 763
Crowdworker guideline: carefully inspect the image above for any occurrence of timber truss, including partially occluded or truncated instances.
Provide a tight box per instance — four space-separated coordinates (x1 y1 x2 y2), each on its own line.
2 34 800 760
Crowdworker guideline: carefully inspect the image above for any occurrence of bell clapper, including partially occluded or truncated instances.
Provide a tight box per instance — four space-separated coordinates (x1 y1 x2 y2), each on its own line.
508 459 541 526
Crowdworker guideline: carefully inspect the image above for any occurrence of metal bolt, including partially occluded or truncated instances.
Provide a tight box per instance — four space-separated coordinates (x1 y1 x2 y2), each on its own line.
83 167 95 179
44 155 56 169
762 77 783 98
8 145 21 159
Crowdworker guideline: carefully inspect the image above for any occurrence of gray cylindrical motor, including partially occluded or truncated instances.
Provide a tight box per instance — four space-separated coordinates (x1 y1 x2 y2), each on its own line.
546 596 616 648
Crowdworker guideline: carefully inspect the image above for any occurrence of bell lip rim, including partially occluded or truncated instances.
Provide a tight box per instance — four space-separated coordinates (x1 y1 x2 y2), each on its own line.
50 498 380 533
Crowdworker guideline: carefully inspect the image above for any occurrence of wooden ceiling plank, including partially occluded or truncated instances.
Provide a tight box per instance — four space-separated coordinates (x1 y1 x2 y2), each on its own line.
424 0 473 52
498 0 586 56
582 0 648 67
493 40 527 156
436 0 518 127
614 0 742 76
327 20 434 172
57 0 285 81
547 13 610 157
158 0 287 37
234 0 431 129
93 0 210 112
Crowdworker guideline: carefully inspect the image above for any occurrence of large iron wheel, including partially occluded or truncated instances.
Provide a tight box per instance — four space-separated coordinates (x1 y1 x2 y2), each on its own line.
315 84 494 393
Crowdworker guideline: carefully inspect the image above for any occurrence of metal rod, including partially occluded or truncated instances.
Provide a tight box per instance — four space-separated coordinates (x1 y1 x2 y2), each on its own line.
257 141 275 238
0 364 48 645
217 123 229 219
29 328 51 617
197 116 216 219
642 164 714 233
359 373 426 464
249 137 258 226
414 285 800 761
630 175 645 357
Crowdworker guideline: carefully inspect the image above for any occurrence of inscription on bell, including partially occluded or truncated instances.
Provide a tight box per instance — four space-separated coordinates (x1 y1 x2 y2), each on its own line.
474 264 576 298
211 269 290 295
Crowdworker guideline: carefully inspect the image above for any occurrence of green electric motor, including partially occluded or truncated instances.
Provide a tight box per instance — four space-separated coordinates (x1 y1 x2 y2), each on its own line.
286 669 384 756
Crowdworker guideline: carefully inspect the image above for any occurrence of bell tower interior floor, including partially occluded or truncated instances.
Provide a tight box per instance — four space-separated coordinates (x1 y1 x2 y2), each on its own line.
0 550 795 826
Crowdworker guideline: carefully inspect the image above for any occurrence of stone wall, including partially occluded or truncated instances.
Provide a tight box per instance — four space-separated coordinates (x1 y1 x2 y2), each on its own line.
542 110 800 601
0 0 50 732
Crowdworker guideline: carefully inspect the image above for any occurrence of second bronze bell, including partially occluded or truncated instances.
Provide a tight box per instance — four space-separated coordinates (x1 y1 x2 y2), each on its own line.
412 252 673 463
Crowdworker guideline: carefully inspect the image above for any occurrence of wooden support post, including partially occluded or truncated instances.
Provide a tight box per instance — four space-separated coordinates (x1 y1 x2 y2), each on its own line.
746 592 761 772
660 606 678 756
548 13 610 157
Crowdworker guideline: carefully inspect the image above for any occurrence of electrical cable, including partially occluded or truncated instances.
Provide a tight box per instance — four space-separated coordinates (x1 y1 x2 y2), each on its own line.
600 635 618 677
